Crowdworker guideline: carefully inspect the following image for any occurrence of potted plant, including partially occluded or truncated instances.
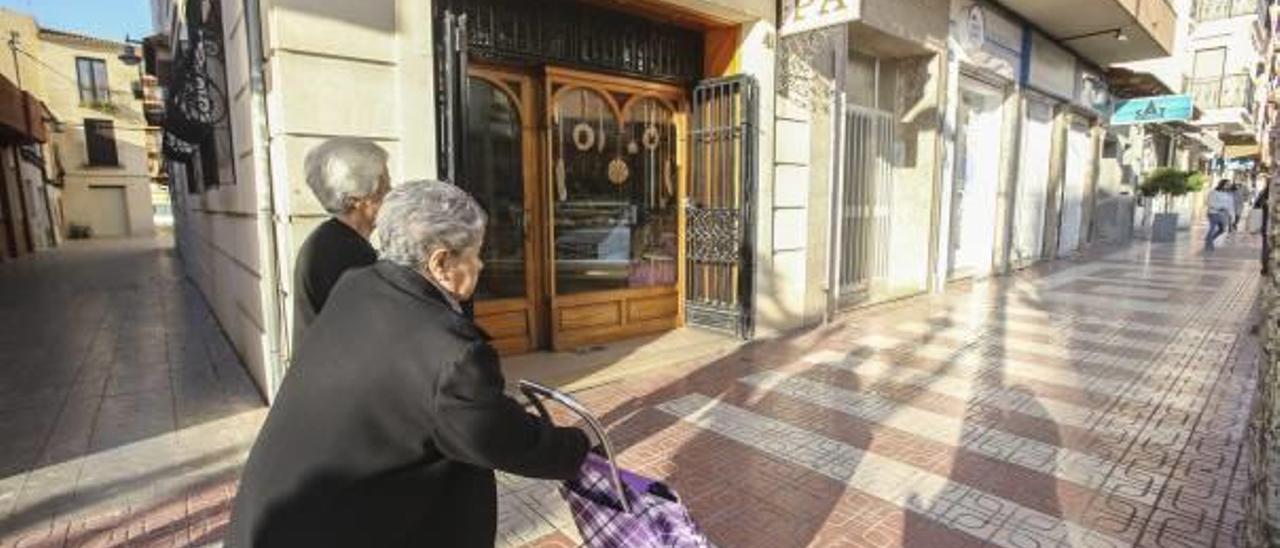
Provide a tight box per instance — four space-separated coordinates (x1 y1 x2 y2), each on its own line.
1139 168 1206 242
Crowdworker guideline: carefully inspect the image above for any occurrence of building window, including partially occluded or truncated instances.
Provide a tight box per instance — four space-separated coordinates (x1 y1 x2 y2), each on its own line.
84 119 118 166
1192 47 1227 79
76 57 110 105
1193 0 1263 21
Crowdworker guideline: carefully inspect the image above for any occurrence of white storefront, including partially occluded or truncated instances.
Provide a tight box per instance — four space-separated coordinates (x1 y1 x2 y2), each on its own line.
941 0 1022 281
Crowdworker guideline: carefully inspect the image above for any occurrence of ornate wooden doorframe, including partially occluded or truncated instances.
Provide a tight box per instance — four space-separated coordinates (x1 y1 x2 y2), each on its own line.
465 66 544 354
542 67 689 350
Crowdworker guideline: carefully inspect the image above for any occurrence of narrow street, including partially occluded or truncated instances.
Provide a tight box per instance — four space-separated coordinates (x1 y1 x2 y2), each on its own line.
0 231 1264 547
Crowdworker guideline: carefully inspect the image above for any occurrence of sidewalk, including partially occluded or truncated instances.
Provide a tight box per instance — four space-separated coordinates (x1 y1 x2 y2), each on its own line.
0 231 1264 547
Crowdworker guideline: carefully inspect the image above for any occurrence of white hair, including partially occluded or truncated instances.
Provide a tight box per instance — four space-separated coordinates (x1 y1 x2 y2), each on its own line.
304 138 389 214
377 180 487 268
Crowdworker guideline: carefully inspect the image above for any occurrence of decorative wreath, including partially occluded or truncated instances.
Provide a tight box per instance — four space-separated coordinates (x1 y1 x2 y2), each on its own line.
608 158 630 185
642 125 661 150
572 122 595 152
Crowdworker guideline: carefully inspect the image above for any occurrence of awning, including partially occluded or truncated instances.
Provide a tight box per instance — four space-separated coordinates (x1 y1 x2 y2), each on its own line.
22 92 47 143
0 75 48 144
1187 131 1224 153
1106 67 1173 99
1225 143 1261 160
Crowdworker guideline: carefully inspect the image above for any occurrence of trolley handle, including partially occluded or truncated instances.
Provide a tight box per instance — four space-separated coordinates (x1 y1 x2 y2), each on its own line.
518 379 631 514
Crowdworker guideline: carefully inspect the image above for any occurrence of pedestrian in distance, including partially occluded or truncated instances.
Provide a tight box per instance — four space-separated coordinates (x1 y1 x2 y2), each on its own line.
291 138 389 348
1257 185 1270 274
1230 182 1246 232
1206 179 1235 251
226 180 590 548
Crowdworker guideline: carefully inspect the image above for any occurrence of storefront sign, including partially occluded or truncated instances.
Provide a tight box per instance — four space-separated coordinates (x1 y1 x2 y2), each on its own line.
1074 68 1111 116
949 0 1022 81
1226 158 1257 170
1110 95 1194 125
1027 32 1076 101
780 0 860 36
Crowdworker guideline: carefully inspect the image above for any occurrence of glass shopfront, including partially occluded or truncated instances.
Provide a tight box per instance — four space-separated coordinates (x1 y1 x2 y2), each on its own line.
437 0 713 352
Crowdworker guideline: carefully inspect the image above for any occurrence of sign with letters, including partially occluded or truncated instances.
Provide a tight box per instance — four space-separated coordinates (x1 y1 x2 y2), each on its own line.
949 0 1022 81
1110 95 1194 126
780 0 860 36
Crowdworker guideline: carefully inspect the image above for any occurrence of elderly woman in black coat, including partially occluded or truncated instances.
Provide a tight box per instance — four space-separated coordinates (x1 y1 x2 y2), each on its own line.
227 180 590 547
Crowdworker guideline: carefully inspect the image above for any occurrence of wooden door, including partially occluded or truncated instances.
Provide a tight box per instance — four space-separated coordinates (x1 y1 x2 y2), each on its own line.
90 187 129 237
543 67 687 350
464 67 543 354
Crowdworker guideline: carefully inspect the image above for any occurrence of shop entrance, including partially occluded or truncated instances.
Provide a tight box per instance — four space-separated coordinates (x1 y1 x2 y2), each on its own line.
458 64 686 353
1058 118 1091 257
948 78 1005 279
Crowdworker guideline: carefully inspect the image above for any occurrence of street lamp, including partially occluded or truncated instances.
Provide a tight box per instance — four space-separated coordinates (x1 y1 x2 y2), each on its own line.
118 34 146 66
119 35 145 100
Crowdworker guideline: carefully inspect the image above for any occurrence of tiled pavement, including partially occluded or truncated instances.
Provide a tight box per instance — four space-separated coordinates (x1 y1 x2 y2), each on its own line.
0 233 1265 547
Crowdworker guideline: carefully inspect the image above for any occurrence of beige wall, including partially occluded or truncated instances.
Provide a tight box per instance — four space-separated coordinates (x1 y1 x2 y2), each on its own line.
0 10 42 93
37 30 154 237
887 53 945 293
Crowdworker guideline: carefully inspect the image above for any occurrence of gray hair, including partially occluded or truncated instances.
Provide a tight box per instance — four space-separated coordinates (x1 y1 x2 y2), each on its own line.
377 179 487 268
304 138 389 214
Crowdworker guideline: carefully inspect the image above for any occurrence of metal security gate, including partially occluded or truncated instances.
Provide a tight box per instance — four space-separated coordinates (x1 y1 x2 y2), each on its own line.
832 102 895 308
435 10 469 185
686 75 757 339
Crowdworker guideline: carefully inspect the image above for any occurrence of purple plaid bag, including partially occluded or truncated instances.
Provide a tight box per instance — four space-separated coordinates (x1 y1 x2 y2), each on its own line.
518 380 714 548
561 453 712 547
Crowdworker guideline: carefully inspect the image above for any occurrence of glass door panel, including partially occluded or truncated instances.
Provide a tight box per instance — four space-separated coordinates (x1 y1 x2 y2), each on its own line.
545 68 685 350
620 97 679 289
464 68 540 354
550 87 628 294
465 77 526 300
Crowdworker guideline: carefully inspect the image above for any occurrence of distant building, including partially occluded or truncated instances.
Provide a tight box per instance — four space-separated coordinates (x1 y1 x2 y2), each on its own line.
37 26 159 239
0 10 49 260
0 8 164 255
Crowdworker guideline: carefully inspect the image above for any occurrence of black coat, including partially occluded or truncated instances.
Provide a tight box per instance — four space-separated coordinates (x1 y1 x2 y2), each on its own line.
228 261 589 548
292 218 377 349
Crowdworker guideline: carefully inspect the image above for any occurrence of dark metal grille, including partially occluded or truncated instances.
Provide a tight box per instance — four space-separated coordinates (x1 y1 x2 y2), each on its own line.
687 208 741 264
162 0 227 143
434 0 702 84
435 11 470 186
162 132 195 161
686 75 757 339
160 0 235 191
832 103 895 308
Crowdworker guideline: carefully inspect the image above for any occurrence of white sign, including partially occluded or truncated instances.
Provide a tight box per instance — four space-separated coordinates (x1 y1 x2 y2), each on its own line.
949 0 1022 81
1028 33 1077 101
781 0 860 37
1075 69 1110 114
963 5 986 50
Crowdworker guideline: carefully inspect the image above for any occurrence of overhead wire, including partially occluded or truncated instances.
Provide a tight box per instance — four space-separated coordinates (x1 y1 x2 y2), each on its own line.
11 44 141 98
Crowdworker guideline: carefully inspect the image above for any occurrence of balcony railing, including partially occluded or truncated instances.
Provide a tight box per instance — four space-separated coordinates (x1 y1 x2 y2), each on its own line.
1186 73 1255 112
1193 0 1263 22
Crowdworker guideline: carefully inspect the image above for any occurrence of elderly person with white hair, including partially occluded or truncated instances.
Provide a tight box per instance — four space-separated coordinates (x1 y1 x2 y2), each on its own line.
292 137 390 346
227 180 589 548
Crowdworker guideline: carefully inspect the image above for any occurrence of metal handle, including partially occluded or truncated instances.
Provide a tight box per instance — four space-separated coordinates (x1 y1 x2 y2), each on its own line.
518 379 631 514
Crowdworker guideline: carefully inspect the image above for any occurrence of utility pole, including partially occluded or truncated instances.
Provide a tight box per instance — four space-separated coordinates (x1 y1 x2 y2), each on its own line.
9 31 21 89
4 31 33 253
